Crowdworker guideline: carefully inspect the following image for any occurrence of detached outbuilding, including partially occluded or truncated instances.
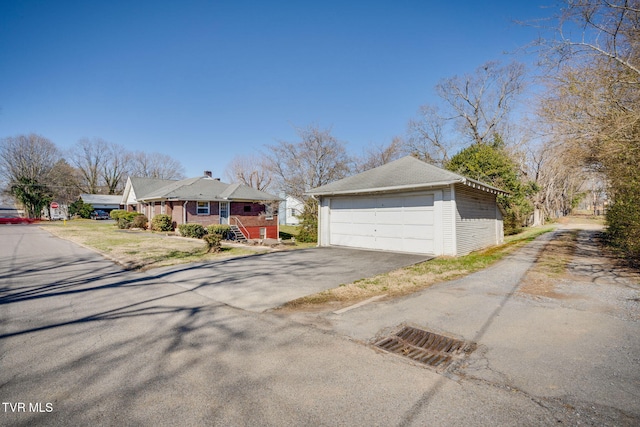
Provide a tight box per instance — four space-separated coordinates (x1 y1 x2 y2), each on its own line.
307 156 507 256
79 194 123 212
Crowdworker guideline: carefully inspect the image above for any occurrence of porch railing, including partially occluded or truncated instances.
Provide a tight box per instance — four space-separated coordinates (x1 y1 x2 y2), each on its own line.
230 216 250 240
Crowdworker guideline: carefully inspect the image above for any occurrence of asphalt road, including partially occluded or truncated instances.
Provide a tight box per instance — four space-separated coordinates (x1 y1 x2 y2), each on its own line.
1 224 638 426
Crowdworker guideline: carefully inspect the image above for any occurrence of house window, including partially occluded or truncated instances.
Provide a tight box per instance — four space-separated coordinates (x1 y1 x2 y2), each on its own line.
197 201 210 215
161 201 166 214
244 205 251 212
265 204 274 220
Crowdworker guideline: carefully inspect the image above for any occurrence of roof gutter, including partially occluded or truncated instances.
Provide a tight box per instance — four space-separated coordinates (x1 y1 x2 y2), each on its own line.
183 200 188 224
306 179 464 197
306 178 508 197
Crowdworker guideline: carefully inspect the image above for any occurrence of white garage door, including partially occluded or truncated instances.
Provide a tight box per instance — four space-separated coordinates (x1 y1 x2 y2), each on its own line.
329 194 435 254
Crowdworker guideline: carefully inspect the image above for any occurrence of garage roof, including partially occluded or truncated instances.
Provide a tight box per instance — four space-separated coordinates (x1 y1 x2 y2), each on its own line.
307 156 507 196
80 194 123 206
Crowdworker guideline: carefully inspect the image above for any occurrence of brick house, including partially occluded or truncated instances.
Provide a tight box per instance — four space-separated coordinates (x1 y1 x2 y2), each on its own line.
121 174 281 240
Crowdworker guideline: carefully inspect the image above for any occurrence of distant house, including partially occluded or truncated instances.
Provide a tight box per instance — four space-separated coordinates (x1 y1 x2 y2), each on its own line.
0 204 20 218
121 174 281 240
79 194 123 212
307 156 507 256
278 194 304 226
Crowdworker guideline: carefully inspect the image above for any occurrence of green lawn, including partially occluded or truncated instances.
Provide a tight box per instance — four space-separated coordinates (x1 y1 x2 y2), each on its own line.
41 219 268 270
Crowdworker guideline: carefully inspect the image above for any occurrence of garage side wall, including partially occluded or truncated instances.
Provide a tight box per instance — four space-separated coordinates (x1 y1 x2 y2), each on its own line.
455 184 502 255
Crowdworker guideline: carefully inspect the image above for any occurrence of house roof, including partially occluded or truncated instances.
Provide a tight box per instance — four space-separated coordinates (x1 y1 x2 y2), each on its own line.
80 194 123 205
129 177 175 197
306 156 507 196
128 176 280 202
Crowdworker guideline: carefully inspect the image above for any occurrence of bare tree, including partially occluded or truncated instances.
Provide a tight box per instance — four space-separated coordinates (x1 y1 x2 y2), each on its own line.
406 61 527 165
405 105 451 165
534 0 640 258
49 158 81 207
0 134 61 217
266 124 351 199
0 134 59 183
130 151 186 180
437 61 527 145
224 154 272 191
353 137 404 173
69 138 109 194
536 0 640 77
524 137 587 225
102 143 132 194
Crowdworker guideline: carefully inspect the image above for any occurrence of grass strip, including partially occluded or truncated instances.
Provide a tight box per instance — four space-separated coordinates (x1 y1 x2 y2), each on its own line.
40 219 265 270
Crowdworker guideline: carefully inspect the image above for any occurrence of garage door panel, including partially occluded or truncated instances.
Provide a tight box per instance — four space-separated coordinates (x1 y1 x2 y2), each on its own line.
374 224 433 240
373 211 398 223
402 195 434 208
401 238 434 254
374 209 433 224
410 224 434 239
333 234 376 248
375 223 403 238
376 196 405 207
350 211 378 224
332 222 375 236
330 222 356 235
329 211 352 223
334 198 376 210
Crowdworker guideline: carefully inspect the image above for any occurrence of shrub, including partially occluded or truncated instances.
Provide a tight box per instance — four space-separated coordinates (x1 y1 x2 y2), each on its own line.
203 233 222 252
110 210 138 221
110 209 126 220
69 200 93 219
206 224 231 239
606 187 640 265
116 212 147 229
131 214 148 229
178 223 206 239
151 214 173 231
296 202 318 243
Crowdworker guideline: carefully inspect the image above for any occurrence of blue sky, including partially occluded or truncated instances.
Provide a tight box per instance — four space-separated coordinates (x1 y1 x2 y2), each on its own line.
0 1 551 178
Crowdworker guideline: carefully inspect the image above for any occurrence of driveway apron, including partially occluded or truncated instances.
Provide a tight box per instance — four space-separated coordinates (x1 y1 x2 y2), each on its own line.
148 247 430 312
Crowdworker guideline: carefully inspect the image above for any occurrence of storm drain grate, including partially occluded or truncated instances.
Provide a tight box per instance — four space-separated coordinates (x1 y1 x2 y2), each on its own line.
373 325 475 370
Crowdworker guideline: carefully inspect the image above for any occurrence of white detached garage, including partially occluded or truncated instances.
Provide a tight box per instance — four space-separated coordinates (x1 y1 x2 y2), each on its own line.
307 156 507 257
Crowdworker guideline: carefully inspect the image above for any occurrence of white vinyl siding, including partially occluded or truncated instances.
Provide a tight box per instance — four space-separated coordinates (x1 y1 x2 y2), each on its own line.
455 184 499 255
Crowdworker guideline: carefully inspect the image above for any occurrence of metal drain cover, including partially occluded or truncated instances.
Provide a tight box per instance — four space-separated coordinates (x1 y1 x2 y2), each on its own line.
373 325 475 370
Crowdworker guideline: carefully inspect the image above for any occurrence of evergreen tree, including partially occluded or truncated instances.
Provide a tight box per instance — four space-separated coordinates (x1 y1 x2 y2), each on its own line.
446 136 535 234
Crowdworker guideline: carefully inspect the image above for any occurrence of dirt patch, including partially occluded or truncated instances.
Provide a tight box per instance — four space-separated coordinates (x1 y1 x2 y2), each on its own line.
519 229 640 300
519 230 578 299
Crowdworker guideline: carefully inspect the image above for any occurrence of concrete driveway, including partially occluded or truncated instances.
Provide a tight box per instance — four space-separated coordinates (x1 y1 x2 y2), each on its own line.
149 247 430 312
